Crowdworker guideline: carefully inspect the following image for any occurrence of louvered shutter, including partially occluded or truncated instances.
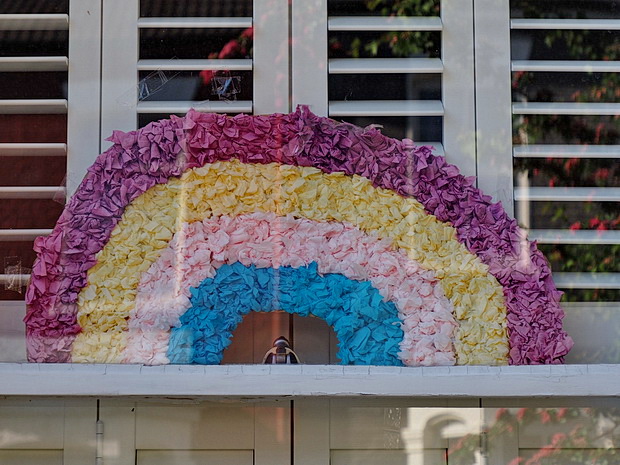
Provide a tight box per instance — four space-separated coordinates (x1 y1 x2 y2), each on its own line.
475 0 620 363
101 0 287 142
292 0 477 175
0 1 101 361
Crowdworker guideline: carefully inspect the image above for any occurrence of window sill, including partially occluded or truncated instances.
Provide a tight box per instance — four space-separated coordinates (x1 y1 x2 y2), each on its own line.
0 363 618 399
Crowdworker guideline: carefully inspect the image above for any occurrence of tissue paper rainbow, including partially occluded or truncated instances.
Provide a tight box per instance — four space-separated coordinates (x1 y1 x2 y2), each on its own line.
24 107 573 366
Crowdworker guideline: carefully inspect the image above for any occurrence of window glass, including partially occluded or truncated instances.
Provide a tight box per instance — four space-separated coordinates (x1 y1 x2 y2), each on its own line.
511 0 620 19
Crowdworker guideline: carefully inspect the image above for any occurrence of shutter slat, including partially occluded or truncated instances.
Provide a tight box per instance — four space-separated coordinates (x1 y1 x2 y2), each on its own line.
138 59 252 71
0 57 68 72
513 102 620 115
329 58 443 74
0 143 67 157
511 18 620 30
513 145 619 159
0 99 68 114
528 229 620 245
328 16 442 31
515 187 620 202
554 272 620 289
138 17 252 29
329 100 444 116
0 229 53 241
137 100 252 114
512 60 620 73
0 186 65 199
0 274 30 285
0 14 69 30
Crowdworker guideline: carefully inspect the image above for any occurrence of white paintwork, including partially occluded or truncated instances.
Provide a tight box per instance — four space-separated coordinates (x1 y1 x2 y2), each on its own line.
442 0 477 177
136 100 253 114
512 60 620 73
473 0 514 216
0 399 96 465
137 17 252 29
0 99 67 114
0 229 52 241
295 400 330 465
254 0 289 114
329 100 444 116
328 16 442 31
100 0 139 149
100 400 288 465
292 0 328 115
554 272 619 289
0 57 68 72
0 14 68 30
135 403 255 449
137 451 252 465
138 58 253 71
563 302 620 364
528 229 620 245
254 403 291 465
0 301 26 363
329 57 443 74
0 186 65 199
511 18 620 30
514 186 620 201
513 101 620 115
0 143 66 156
513 144 619 158
1 364 620 397
67 0 103 196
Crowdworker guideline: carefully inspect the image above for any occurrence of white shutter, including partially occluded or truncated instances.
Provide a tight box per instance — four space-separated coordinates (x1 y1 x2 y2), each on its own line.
292 0 477 175
0 399 96 465
0 1 101 360
100 0 288 147
100 400 290 465
474 1 620 364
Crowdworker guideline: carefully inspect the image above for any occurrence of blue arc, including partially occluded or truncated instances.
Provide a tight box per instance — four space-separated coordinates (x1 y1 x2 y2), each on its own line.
167 262 404 366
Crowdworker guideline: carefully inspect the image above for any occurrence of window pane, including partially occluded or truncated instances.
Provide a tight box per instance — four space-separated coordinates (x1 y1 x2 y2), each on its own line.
329 73 441 101
511 0 620 19
0 1 69 14
539 244 619 273
0 115 67 143
0 30 68 57
513 72 619 104
511 30 619 61
514 158 620 188
335 115 442 141
328 0 440 16
513 115 619 145
0 72 67 100
140 28 253 60
329 31 441 59
517 201 618 230
140 0 253 17
137 70 252 102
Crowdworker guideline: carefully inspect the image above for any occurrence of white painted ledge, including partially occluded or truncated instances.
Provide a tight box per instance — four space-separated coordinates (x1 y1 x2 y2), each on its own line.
0 364 618 398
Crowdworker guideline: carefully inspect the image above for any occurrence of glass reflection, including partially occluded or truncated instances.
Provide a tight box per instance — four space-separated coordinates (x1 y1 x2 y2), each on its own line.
511 0 620 20
329 31 441 59
329 74 441 101
328 0 440 17
514 158 620 188
140 0 253 17
330 403 620 465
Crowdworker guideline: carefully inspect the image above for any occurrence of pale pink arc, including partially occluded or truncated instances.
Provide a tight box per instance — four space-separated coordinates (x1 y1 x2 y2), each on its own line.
124 212 458 366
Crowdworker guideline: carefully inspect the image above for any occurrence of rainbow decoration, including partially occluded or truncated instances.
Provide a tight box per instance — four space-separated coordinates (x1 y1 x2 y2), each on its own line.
25 107 573 366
